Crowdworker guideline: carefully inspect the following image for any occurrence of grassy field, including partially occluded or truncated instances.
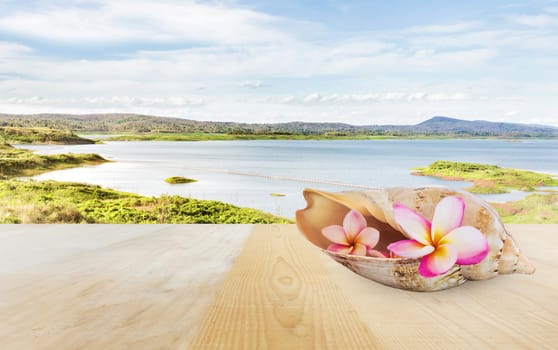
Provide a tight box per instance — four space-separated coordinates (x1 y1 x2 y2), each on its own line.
0 126 95 144
0 180 292 224
492 193 558 224
413 160 558 194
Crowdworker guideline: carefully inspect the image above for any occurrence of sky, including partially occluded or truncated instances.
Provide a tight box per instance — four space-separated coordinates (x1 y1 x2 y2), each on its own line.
0 0 557 125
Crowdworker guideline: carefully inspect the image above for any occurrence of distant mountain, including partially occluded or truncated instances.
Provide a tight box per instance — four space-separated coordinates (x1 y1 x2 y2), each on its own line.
414 116 558 136
0 113 557 137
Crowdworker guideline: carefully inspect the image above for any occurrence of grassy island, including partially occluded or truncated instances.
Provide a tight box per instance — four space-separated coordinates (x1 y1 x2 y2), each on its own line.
0 144 107 178
165 176 197 184
0 126 95 144
413 161 558 194
412 160 558 224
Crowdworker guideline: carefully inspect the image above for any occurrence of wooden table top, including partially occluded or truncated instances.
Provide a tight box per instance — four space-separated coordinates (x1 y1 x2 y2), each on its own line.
0 224 556 349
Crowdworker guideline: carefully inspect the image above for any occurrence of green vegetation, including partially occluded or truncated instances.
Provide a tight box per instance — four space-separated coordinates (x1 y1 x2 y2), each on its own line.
412 161 558 223
1 132 554 224
105 132 377 141
413 161 558 194
0 142 290 224
0 144 107 178
270 193 286 197
165 176 197 184
102 132 447 141
0 180 292 224
492 193 558 224
2 113 557 138
0 126 95 144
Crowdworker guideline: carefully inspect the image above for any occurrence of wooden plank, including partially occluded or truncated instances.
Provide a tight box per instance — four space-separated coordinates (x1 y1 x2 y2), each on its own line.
0 224 556 349
311 224 558 350
190 224 381 350
0 224 253 350
0 224 166 276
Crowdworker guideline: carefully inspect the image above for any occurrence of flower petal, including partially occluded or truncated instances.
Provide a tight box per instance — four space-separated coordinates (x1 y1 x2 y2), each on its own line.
367 249 388 258
439 226 489 265
393 203 432 245
431 196 465 243
418 244 458 277
327 243 353 254
322 225 348 245
387 240 435 259
352 243 368 256
343 210 367 240
355 227 380 248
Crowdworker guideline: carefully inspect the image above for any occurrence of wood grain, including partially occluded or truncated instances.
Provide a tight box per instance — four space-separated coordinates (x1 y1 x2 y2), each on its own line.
190 224 381 350
0 224 253 349
0 224 556 349
314 224 558 350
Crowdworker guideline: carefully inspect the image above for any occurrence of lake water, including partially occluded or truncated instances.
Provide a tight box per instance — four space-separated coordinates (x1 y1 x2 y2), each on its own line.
19 139 558 218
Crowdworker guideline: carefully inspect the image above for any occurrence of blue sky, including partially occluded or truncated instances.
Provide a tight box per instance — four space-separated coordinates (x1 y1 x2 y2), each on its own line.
1 0 557 125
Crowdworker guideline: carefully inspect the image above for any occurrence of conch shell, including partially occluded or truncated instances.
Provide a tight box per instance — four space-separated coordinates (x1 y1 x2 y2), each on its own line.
296 187 535 292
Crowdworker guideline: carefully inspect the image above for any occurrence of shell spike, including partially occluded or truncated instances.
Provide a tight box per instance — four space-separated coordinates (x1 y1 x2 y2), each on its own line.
498 236 536 275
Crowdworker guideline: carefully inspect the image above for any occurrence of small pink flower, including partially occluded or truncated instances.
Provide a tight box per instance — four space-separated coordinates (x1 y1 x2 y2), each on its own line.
388 196 489 278
322 210 385 257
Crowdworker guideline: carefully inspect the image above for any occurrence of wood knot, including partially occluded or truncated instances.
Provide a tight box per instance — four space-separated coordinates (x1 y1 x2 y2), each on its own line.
279 276 293 286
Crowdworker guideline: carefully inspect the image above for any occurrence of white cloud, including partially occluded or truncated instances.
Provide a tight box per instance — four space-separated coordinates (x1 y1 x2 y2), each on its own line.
0 39 500 88
0 42 33 56
409 48 497 68
0 95 208 119
1 96 206 107
409 29 558 52
508 14 558 27
277 92 470 105
0 0 291 45
0 2 557 126
407 22 479 34
1 87 557 126
240 80 265 88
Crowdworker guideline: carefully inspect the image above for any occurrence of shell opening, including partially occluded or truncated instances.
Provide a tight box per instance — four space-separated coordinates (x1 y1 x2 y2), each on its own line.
295 188 407 254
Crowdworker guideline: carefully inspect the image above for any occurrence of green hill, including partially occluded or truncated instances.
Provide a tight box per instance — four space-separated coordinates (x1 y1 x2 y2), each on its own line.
0 126 95 144
1 113 557 138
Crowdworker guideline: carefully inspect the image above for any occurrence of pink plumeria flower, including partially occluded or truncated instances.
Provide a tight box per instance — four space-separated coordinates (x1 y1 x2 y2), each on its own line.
322 210 386 257
387 196 489 278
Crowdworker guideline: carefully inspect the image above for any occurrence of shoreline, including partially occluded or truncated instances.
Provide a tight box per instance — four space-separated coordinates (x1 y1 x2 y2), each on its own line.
26 158 558 224
93 133 558 142
0 143 291 224
5 141 557 224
